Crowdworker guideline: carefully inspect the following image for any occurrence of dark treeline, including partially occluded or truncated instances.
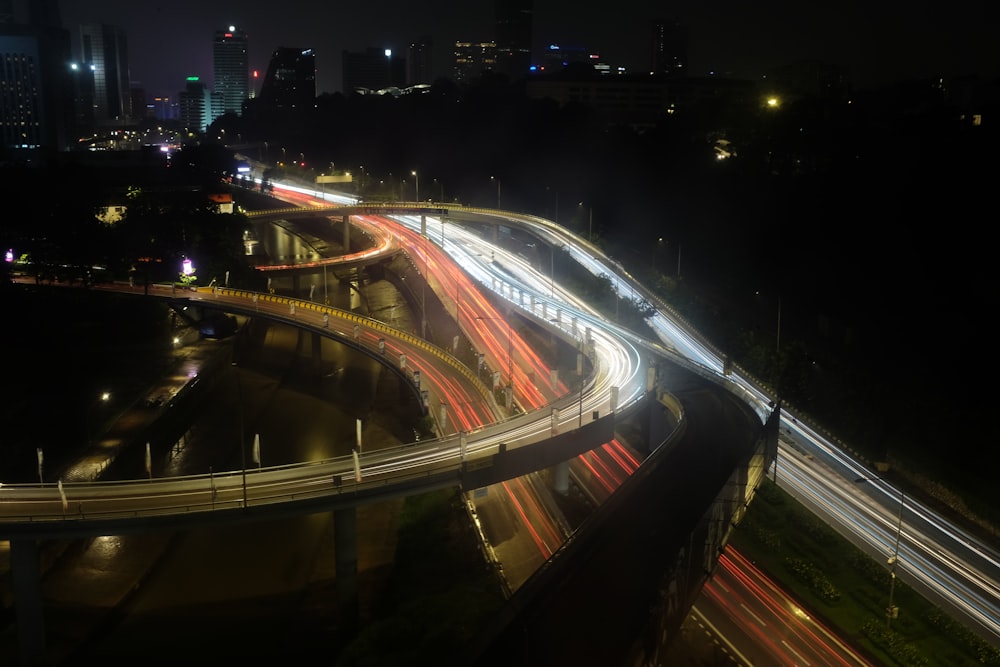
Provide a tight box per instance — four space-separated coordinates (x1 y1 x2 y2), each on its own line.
3 71 998 525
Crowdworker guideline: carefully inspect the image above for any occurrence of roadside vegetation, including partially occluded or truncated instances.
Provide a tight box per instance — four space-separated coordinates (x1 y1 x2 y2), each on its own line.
731 479 1000 667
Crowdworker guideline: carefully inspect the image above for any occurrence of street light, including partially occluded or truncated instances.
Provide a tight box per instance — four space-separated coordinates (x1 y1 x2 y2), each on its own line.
411 169 419 202
475 314 514 409
85 391 112 445
578 202 593 242
491 176 501 208
856 476 905 630
233 361 248 509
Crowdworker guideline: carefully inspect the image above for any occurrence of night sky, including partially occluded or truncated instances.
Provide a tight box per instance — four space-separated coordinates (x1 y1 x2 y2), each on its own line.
59 0 997 100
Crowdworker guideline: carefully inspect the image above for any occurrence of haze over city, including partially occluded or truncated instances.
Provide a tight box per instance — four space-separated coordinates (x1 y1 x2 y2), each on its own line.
60 0 999 98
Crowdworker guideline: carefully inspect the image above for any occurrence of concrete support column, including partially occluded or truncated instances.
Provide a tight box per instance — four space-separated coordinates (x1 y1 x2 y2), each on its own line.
553 460 570 496
420 214 427 237
334 506 359 633
312 332 322 374
10 539 45 666
342 215 351 253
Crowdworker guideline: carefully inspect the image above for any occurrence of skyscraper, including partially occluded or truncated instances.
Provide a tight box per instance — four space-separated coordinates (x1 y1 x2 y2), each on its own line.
213 25 249 120
179 76 212 132
342 47 404 93
0 0 73 155
494 0 533 81
407 36 432 86
452 41 497 84
78 23 133 125
258 47 316 109
650 18 688 76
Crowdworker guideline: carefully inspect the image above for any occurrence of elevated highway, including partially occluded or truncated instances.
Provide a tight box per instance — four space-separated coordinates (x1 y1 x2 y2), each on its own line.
7 188 995 662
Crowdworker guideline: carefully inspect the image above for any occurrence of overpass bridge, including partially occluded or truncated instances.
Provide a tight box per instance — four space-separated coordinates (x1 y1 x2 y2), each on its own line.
1 204 775 665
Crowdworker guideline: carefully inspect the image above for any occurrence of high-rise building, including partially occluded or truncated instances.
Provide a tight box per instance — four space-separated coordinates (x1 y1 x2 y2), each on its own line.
453 41 497 84
650 18 688 76
178 76 212 132
342 47 405 93
0 0 60 25
212 25 249 120
537 44 596 74
494 0 533 80
78 23 133 126
258 47 316 109
407 37 432 86
0 0 73 156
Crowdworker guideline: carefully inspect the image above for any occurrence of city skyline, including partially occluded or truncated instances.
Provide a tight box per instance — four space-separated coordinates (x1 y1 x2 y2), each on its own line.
58 0 998 100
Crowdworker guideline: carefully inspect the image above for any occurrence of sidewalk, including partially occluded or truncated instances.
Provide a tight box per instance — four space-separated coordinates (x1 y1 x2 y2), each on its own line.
56 331 230 483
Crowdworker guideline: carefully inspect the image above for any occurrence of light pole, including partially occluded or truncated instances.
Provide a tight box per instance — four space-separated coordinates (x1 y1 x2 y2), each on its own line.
856 477 905 630
776 296 782 353
85 391 112 445
491 176 500 208
546 185 558 223
578 202 592 241
475 314 514 408
411 169 419 202
233 361 248 509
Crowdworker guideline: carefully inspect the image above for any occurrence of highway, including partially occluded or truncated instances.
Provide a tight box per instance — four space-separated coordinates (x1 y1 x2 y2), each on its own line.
3 177 997 654
279 182 999 649
690 547 878 666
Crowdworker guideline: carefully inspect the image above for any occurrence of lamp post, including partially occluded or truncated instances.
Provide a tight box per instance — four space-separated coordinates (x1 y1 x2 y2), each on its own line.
85 391 112 445
578 202 592 242
776 296 782 353
233 361 248 509
475 314 514 408
491 176 501 208
856 477 905 630
546 185 558 223
411 169 419 202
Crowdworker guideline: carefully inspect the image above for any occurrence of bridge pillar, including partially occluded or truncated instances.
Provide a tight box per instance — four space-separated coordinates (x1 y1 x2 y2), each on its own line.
334 506 360 633
10 538 45 666
420 214 427 237
312 332 323 376
552 460 570 495
342 215 351 253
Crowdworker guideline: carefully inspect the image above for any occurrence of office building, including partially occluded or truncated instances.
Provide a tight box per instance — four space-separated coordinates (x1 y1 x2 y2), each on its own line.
212 25 250 119
494 0 533 80
342 47 405 93
407 36 432 86
650 18 688 76
0 0 73 156
178 76 212 132
536 44 599 74
258 47 316 109
78 23 133 126
453 41 497 84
